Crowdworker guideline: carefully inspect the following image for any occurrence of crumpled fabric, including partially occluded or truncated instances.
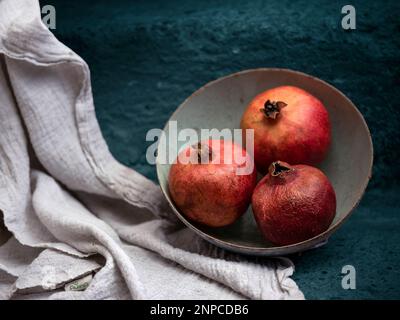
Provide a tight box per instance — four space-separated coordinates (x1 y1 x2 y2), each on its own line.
0 0 304 300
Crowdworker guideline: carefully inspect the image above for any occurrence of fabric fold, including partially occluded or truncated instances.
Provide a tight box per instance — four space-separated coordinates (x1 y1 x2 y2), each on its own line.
0 0 304 300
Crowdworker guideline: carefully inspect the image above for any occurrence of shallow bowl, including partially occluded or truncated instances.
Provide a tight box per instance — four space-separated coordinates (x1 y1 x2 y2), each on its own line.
156 68 373 256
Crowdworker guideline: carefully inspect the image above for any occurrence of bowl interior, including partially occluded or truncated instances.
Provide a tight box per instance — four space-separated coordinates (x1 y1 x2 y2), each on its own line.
156 68 373 255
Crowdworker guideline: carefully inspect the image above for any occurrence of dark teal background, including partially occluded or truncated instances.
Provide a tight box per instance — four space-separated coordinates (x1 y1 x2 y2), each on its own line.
43 0 400 299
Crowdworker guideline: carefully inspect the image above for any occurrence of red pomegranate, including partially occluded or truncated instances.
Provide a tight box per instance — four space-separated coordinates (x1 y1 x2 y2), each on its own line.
252 161 336 246
168 139 257 227
240 85 331 173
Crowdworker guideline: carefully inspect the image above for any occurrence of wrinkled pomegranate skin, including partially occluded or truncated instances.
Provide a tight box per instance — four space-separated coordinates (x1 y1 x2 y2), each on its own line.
240 86 331 173
252 164 336 246
169 139 257 227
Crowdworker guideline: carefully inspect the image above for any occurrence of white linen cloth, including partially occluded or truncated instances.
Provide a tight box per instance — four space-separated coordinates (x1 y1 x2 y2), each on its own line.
0 0 304 300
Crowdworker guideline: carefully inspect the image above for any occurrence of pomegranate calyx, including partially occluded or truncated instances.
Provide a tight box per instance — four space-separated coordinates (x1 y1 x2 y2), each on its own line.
195 142 213 164
269 161 293 177
260 100 287 119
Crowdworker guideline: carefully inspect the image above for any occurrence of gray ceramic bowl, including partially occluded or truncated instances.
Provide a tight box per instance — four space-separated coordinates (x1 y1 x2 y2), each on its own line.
156 68 373 256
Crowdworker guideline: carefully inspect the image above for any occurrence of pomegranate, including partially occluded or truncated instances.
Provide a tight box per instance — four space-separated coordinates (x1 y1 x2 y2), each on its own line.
168 139 257 227
252 161 336 246
240 85 331 173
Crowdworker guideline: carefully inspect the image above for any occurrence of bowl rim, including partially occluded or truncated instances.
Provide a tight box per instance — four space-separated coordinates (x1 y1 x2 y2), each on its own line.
156 67 374 254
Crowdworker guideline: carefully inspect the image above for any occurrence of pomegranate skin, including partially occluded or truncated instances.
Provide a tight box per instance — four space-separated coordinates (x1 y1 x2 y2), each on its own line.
240 86 331 173
169 139 257 227
252 161 336 246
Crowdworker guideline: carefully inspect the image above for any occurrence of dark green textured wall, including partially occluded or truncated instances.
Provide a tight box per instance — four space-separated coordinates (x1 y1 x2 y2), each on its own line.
43 0 400 299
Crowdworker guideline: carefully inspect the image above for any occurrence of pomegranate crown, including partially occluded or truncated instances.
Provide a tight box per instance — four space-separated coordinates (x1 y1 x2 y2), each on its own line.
261 100 287 119
194 142 213 163
269 161 293 177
